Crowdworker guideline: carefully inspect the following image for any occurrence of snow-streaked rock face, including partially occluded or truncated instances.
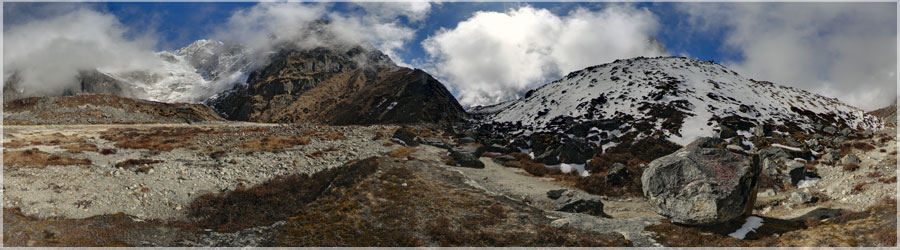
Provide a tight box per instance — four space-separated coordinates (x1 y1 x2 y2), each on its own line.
100 40 251 104
482 56 884 146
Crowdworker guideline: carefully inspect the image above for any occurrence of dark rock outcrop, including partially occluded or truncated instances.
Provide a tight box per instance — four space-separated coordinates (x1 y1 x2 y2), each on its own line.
449 145 485 168
208 46 466 125
641 137 760 225
391 127 419 147
551 190 608 217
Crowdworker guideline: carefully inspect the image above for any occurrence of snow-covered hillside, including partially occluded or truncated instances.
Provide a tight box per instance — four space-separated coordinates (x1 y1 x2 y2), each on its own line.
102 40 250 103
482 56 884 146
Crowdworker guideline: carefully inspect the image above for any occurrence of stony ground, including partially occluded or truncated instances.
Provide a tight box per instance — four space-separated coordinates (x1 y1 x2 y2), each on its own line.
2 122 897 247
2 123 395 220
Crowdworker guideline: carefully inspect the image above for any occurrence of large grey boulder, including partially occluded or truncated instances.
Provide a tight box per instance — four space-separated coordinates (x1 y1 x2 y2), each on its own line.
449 145 485 168
641 137 760 225
550 190 608 217
391 126 419 147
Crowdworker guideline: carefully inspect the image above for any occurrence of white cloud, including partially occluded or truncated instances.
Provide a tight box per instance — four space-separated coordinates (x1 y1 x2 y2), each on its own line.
678 3 897 111
3 7 165 99
353 1 433 23
421 5 667 107
212 2 424 67
4 2 431 101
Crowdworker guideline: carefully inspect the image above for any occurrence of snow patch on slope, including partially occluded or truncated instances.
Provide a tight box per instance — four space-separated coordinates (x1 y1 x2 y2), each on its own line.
485 56 884 145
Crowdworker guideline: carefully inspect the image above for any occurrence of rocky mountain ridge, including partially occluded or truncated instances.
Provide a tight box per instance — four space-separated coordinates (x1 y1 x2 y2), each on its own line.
474 56 884 148
207 46 466 125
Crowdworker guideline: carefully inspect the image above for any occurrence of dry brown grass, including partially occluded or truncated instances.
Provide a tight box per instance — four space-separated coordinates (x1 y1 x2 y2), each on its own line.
879 176 897 184
101 127 210 151
3 133 87 149
383 142 395 146
99 148 117 155
241 136 310 152
389 147 418 158
301 130 346 140
502 159 560 177
322 132 346 140
188 158 379 232
60 143 99 154
3 148 91 168
852 182 868 194
275 157 629 247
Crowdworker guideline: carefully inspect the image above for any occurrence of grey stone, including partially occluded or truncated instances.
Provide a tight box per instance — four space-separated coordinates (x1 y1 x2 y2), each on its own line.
419 137 449 149
547 189 567 200
753 126 766 137
553 190 608 217
449 145 485 168
605 163 630 186
789 191 817 204
786 160 807 186
805 139 819 148
841 154 860 165
832 136 847 146
719 126 737 139
458 137 476 144
823 126 837 135
492 155 517 165
641 137 759 225
391 126 419 147
840 127 851 137
820 152 840 164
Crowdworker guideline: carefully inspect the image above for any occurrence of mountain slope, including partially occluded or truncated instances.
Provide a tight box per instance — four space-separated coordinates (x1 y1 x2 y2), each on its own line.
867 98 897 126
3 94 224 125
481 56 883 146
3 40 250 104
208 46 466 125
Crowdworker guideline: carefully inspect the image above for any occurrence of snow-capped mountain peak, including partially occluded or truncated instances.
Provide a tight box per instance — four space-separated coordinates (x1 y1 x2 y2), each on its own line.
97 39 251 104
483 56 883 146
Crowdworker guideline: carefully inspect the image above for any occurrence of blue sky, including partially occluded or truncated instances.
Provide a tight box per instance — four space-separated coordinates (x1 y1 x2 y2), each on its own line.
3 2 895 110
94 2 735 64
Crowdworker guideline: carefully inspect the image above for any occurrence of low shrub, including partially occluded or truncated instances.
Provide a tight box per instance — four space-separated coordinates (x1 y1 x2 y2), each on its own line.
502 160 560 177
187 157 379 232
390 147 418 158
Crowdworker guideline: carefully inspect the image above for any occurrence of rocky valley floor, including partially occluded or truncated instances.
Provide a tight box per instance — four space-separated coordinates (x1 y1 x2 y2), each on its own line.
2 122 897 247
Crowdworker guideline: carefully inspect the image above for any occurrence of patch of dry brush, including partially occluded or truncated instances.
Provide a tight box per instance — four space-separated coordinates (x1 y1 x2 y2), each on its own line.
3 148 91 169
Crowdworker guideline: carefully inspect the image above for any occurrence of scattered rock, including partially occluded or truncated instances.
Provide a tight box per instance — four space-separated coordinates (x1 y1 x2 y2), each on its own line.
641 137 760 225
823 126 837 135
840 127 851 137
492 155 517 165
719 126 737 139
449 145 485 168
605 163 630 186
419 137 449 149
789 191 818 204
391 126 419 147
458 137 476 144
786 160 807 186
552 190 608 217
841 154 861 165
546 189 567 200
